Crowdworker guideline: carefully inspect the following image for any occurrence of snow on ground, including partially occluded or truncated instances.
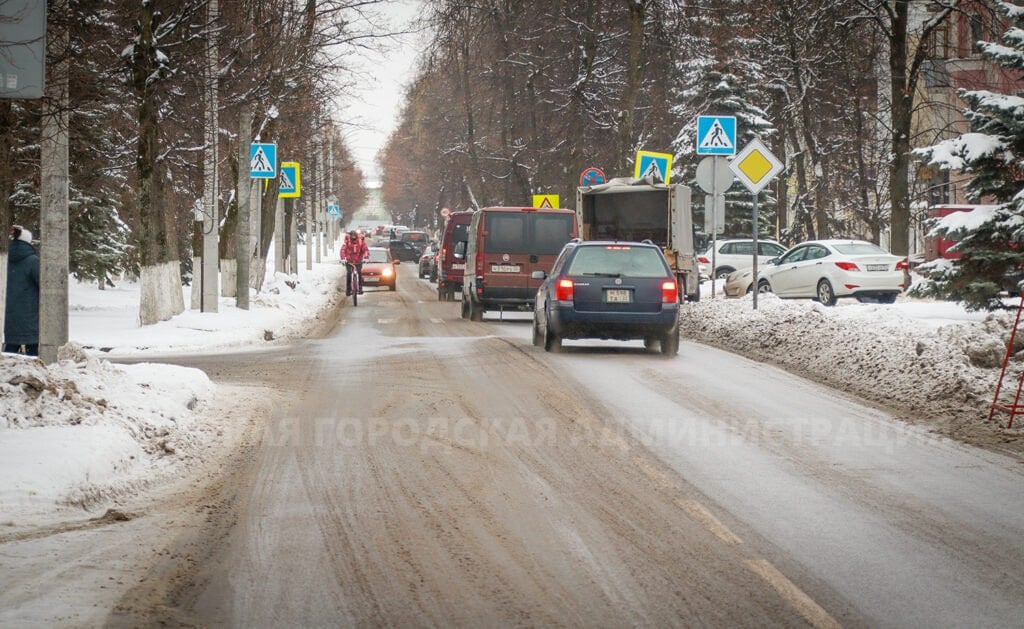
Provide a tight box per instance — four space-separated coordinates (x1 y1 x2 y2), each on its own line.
682 286 1023 451
1 253 346 530
3 252 1022 530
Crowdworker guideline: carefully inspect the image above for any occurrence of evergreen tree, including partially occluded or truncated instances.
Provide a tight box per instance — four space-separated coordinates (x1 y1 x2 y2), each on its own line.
914 1 1024 311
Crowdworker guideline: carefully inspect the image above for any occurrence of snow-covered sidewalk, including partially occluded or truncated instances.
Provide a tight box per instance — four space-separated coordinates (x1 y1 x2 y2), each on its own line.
1 259 346 530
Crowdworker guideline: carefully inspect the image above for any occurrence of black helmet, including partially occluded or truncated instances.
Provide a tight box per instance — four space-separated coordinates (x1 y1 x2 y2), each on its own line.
349 230 357 239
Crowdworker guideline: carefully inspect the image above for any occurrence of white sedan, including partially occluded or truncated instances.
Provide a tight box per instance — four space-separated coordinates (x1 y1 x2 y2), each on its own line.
756 239 906 305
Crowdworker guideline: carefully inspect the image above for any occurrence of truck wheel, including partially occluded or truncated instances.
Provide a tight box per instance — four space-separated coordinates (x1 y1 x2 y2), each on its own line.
661 328 679 357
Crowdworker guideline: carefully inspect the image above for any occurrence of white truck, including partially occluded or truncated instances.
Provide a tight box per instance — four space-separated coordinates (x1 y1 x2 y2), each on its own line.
576 176 700 302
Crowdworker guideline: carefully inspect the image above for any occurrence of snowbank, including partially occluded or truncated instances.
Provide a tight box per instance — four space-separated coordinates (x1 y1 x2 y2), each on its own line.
1 258 347 529
0 347 215 527
680 293 1023 443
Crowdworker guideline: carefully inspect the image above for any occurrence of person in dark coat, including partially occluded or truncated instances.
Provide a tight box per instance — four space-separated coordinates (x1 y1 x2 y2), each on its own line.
4 225 40 356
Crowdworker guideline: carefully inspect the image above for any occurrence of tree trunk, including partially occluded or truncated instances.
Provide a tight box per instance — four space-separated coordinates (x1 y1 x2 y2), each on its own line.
888 1 911 257
616 0 646 175
133 0 183 326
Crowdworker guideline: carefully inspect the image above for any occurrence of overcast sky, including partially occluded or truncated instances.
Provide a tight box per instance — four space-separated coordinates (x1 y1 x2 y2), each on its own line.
337 0 425 184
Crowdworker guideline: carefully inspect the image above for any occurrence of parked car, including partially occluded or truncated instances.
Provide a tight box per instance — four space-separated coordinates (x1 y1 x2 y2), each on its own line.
723 267 756 297
418 243 438 280
462 206 578 321
389 239 421 262
361 246 399 291
531 240 681 356
698 238 787 280
756 239 906 305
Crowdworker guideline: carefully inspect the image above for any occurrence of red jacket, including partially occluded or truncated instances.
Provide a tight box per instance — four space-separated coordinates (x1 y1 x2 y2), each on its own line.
341 236 368 263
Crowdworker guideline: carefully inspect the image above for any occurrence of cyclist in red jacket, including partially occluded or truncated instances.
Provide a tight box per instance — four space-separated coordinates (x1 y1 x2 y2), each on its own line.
340 230 369 295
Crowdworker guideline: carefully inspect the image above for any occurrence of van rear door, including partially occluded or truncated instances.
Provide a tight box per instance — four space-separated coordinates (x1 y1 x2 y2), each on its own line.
481 211 532 294
528 211 576 290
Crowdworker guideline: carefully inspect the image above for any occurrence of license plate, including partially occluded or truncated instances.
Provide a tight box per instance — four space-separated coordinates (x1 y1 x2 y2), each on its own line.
453 263 465 270
867 264 889 272
363 277 379 283
605 289 632 303
491 264 520 273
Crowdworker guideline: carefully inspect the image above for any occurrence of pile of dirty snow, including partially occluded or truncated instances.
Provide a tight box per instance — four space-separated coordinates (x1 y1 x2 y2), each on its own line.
0 345 216 528
680 294 1023 447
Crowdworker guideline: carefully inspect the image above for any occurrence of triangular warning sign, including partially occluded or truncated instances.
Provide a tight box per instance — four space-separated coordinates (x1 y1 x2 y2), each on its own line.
279 170 294 190
251 147 273 174
641 160 664 183
539 197 553 208
699 119 734 150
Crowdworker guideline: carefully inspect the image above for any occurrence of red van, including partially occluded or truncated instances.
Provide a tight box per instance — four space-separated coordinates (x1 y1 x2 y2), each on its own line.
437 210 474 301
461 206 578 321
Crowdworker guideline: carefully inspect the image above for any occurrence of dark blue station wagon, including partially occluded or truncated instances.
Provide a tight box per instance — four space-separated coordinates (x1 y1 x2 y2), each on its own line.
531 239 681 356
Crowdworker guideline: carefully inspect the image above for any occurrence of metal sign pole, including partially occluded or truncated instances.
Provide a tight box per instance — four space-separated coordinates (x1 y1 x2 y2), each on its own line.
752 192 759 311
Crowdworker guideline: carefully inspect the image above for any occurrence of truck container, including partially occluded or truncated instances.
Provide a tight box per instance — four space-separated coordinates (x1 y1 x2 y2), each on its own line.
576 176 700 301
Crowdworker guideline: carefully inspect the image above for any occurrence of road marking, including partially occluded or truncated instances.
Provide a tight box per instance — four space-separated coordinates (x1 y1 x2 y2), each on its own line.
377 318 398 324
430 318 444 324
678 499 743 546
745 559 842 629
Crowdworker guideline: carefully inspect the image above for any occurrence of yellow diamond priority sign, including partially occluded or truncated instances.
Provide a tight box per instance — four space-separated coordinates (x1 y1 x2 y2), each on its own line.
728 139 783 194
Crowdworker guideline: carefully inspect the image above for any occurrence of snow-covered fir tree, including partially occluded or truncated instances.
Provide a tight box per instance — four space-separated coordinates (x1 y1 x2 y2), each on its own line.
915 1 1024 311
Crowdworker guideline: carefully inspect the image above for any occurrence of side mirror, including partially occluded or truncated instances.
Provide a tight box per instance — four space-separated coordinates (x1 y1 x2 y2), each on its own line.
531 270 547 280
394 260 401 265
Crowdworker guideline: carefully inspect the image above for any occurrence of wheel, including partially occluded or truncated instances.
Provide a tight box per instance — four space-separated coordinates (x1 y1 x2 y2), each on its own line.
438 288 445 301
661 326 679 357
532 317 544 347
816 279 837 306
643 337 659 351
757 279 772 294
715 267 735 280
543 324 561 352
461 293 470 319
389 282 396 292
352 286 358 307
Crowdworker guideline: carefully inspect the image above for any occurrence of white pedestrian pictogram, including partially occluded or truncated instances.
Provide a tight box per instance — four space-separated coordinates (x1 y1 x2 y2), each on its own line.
642 160 664 183
279 170 294 190
251 147 273 174
700 119 734 150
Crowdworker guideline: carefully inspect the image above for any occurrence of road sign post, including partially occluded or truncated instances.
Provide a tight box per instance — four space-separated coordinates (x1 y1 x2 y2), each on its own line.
695 156 734 298
729 138 784 311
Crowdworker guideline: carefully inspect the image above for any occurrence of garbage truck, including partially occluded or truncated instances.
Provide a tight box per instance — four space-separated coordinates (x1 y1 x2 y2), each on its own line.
576 176 700 302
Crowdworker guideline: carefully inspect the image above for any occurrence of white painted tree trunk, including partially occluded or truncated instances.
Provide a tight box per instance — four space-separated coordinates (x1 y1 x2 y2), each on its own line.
220 258 237 297
139 261 184 326
0 252 6 345
190 256 201 309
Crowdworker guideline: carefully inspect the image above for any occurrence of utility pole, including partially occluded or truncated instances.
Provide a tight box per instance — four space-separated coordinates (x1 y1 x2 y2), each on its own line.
236 104 251 309
39 0 70 364
201 0 219 312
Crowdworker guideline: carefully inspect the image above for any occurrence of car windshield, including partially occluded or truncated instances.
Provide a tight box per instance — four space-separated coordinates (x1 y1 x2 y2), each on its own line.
567 246 669 278
367 249 390 263
833 243 888 256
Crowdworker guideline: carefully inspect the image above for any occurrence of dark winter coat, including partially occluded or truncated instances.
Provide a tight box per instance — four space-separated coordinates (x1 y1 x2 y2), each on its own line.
5 238 40 345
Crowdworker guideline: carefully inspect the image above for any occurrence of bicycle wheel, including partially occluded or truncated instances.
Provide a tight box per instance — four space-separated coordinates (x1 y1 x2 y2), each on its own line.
352 270 359 307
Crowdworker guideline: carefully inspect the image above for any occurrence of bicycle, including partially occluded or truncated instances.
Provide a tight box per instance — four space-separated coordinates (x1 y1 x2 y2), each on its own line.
346 260 362 306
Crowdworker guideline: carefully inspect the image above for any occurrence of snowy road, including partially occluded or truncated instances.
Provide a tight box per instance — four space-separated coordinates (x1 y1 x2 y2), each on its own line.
35 262 1024 626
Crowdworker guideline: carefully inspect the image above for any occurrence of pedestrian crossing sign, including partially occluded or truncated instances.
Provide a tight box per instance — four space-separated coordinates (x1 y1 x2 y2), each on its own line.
634 150 673 184
250 142 277 178
279 162 300 198
696 116 736 156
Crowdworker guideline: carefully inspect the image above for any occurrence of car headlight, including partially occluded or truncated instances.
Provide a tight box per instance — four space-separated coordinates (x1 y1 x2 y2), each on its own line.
382 268 393 277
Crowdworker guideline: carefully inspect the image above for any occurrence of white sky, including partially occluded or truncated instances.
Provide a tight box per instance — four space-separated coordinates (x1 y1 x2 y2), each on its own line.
337 0 426 183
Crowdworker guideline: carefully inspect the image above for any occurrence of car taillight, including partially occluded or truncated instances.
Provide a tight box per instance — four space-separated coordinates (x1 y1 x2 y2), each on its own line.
556 279 574 301
476 253 484 273
896 260 908 271
698 256 710 264
835 261 860 272
661 280 678 303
